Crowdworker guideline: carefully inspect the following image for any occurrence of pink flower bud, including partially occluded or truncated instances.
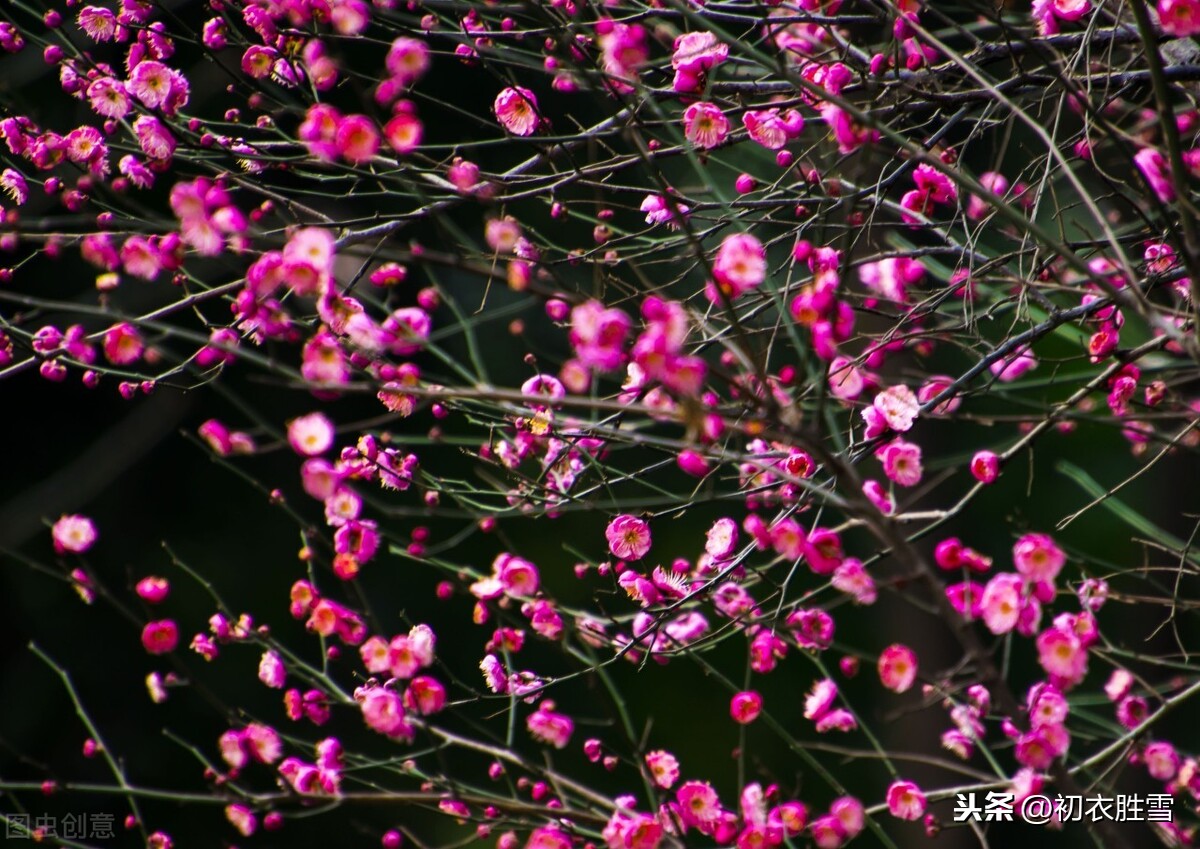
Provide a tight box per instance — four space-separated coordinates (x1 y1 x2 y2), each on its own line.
677 449 710 477
730 690 763 724
970 450 1001 483
136 576 170 603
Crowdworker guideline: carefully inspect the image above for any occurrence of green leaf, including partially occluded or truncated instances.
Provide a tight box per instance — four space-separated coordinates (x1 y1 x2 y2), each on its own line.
1056 460 1200 569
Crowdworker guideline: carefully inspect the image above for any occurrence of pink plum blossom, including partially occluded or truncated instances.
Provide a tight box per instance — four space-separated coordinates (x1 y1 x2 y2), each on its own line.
878 644 917 693
645 750 680 789
288 412 335 456
871 385 920 432
970 450 1001 483
730 691 763 724
709 233 767 301
527 701 574 748
607 515 652 560
1013 532 1066 584
981 572 1024 634
142 620 179 655
683 102 730 149
494 87 540 136
886 780 926 820
1160 0 1200 35
876 438 923 487
705 517 739 560
52 514 97 554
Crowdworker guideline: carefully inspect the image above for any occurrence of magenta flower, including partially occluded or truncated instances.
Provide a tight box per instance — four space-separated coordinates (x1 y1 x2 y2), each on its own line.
743 108 803 150
1160 0 1200 35
1106 668 1134 702
821 103 879 154
606 514 651 560
479 654 508 694
496 553 540 596
772 801 808 837
404 675 446 715
705 517 739 560
830 796 865 839
640 193 690 228
885 780 926 820
241 45 278 79
968 171 1010 219
804 527 844 575
832 559 876 605
876 438 923 487
804 678 839 722
569 300 631 371
52 514 97 554
677 449 710 477
990 349 1038 382
825 356 864 401
520 374 565 407
386 37 431 87
861 479 894 515
77 6 119 41
671 31 727 91
378 308 429 357
288 412 335 456
1134 147 1174 203
201 17 227 49
102 322 143 365
683 102 729 149
1036 625 1088 687
335 115 379 164
387 624 436 678
384 110 423 155
127 60 175 109
809 815 846 849
672 31 728 73
360 687 411 738
645 750 679 789
871 384 920 432
298 103 342 162
484 217 522 253
877 644 917 693
980 572 1024 634
729 690 763 724
710 233 766 301
528 827 572 849
970 450 1000 483
85 78 129 120
141 620 179 655
333 519 379 569
1144 741 1180 781
676 781 722 829
258 650 286 689
225 804 256 837
527 700 573 748
599 22 649 89
133 115 175 160
0 168 27 205
447 158 481 193
1050 0 1091 20
118 155 153 189
136 576 169 603
1013 532 1065 583
494 87 540 136
120 236 163 280
815 709 858 733
64 126 105 166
